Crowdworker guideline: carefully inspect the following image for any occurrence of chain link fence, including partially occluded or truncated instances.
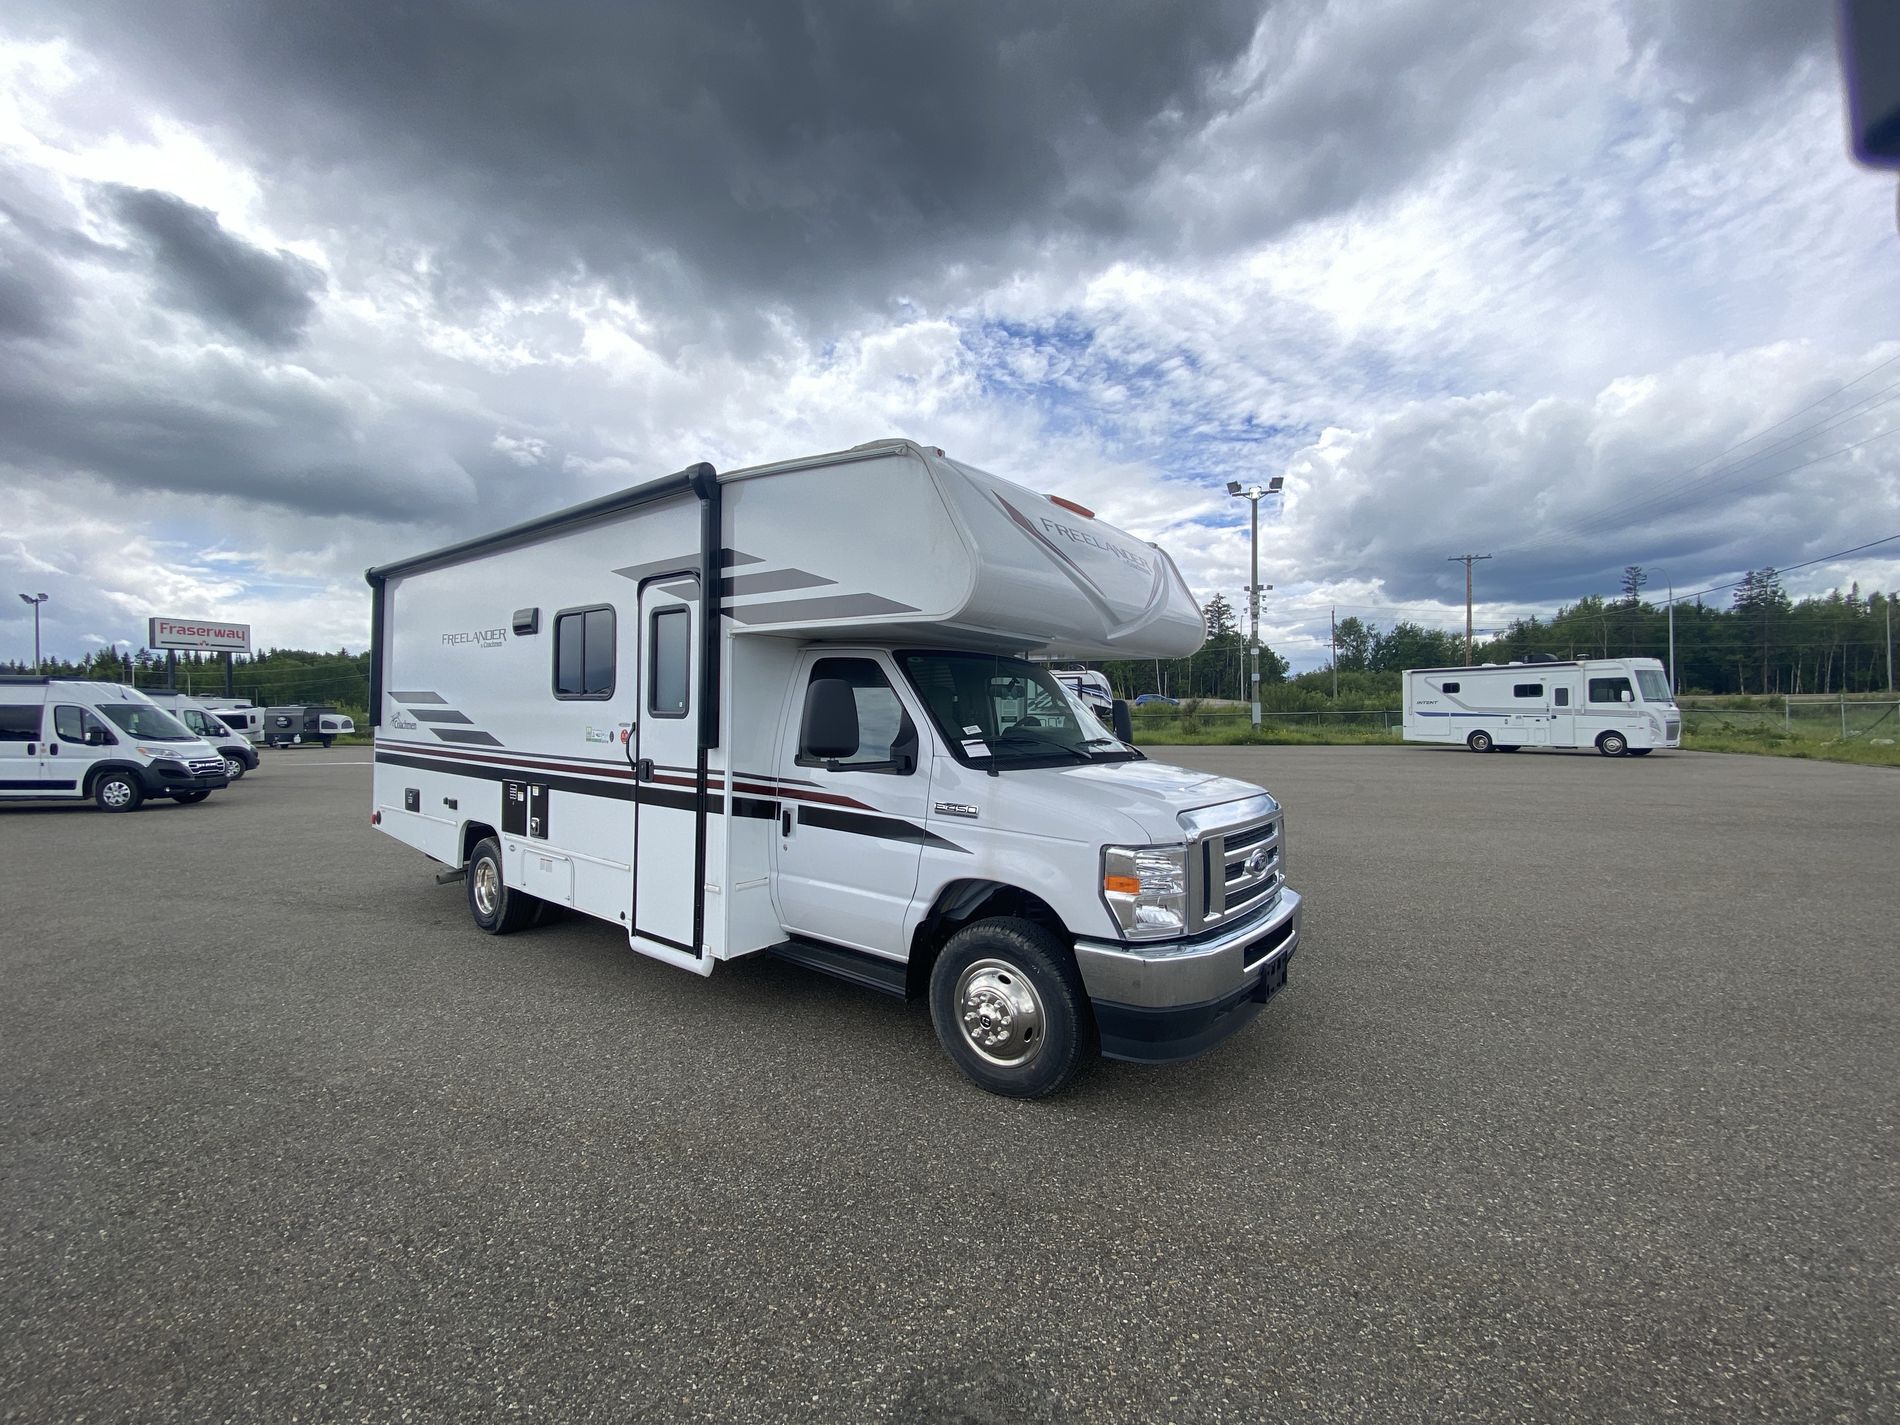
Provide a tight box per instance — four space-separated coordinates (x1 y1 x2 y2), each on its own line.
1678 697 1900 744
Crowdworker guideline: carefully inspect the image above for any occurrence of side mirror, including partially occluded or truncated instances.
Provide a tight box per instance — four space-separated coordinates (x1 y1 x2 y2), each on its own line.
800 678 860 760
87 727 109 747
1111 699 1134 743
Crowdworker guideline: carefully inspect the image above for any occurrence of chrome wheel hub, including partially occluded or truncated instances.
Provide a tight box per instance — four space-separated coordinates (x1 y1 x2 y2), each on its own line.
101 781 131 808
954 957 1046 1066
223 757 242 778
473 859 501 917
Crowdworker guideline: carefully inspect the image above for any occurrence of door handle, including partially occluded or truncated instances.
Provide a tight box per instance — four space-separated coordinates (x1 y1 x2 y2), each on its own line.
632 757 655 781
27 743 36 755
781 808 793 837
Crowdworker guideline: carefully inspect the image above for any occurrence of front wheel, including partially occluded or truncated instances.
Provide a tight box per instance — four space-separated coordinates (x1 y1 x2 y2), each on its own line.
466 836 539 934
929 917 1092 1099
1467 730 1494 753
94 772 144 813
171 789 212 804
222 755 246 780
1597 731 1628 757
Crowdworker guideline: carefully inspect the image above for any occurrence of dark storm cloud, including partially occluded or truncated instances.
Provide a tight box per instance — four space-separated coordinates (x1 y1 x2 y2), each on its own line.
16 0 1263 314
107 187 324 347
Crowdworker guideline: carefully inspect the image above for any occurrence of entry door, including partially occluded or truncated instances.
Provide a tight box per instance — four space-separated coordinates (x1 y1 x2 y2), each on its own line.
772 654 928 957
1549 681 1579 746
632 577 701 954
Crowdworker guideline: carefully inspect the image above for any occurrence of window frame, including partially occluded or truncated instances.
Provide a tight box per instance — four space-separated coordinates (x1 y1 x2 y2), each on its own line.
0 704 43 743
646 605 691 720
1587 676 1634 705
1512 682 1545 699
1440 681 1461 694
54 705 113 745
1553 687 1572 707
551 603 618 701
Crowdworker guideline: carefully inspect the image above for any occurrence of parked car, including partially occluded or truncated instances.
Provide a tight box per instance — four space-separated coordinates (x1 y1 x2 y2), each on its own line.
1133 693 1180 706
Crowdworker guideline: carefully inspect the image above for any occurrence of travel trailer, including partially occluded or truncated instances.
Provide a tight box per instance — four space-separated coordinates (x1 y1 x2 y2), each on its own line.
138 691 260 779
367 439 1302 1097
0 677 230 810
1051 666 1116 723
1402 657 1681 755
263 704 356 748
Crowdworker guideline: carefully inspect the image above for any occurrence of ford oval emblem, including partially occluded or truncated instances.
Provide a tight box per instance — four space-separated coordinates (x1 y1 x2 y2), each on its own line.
1245 847 1269 878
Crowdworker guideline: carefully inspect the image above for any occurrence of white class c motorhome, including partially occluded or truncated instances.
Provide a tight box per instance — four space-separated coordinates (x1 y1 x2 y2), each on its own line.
367 439 1303 1097
0 678 230 810
1402 657 1682 755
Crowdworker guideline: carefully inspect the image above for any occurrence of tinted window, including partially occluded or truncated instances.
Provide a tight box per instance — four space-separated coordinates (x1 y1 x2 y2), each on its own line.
1441 681 1460 693
1554 687 1571 707
554 606 616 699
0 704 41 741
648 607 690 717
1588 677 1634 704
1512 683 1544 698
800 657 915 770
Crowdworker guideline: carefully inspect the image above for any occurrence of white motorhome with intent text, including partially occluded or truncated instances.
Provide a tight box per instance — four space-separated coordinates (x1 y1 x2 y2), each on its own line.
367 439 1302 1097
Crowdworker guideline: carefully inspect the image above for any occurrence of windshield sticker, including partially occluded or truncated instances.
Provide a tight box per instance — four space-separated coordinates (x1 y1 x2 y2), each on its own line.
962 738 990 755
962 724 982 736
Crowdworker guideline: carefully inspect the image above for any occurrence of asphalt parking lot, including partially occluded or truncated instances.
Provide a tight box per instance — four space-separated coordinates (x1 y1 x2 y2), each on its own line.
2 745 1895 1423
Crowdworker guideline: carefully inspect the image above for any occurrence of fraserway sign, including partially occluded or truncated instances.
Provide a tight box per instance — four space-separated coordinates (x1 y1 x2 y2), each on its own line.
147 617 252 653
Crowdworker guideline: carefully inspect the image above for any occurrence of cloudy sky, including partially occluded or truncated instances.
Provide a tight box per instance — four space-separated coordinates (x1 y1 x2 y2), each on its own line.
1 0 1894 670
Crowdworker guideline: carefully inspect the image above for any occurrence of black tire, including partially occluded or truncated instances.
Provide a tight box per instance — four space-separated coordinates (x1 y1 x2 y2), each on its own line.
1467 730 1494 753
1628 747 1653 756
319 735 335 749
1497 743 1522 751
1597 731 1628 757
928 917 1093 1099
466 836 538 934
93 771 143 813
171 789 212 804
222 755 247 780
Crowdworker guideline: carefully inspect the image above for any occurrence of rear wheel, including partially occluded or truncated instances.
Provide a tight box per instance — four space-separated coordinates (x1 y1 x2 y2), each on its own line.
929 917 1092 1099
94 772 143 813
319 735 335 749
1597 731 1628 757
466 836 539 934
1466 730 1494 753
171 789 211 804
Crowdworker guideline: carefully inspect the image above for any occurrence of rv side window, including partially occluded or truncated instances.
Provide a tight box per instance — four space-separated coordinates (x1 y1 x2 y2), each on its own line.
553 605 616 699
54 705 111 743
798 658 916 772
1441 681 1460 694
1588 676 1633 704
0 705 41 741
647 607 690 718
1512 683 1544 698
1554 688 1571 707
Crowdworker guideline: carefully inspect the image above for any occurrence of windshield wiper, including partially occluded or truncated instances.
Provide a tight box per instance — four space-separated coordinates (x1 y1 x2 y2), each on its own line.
988 733 1092 765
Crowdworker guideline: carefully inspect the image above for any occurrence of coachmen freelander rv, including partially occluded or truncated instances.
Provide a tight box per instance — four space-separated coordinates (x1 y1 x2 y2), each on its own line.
367 439 1301 1098
1402 657 1681 755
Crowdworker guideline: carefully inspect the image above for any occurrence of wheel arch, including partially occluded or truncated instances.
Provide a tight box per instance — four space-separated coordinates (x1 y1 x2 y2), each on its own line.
82 759 155 795
459 820 500 868
906 878 1072 999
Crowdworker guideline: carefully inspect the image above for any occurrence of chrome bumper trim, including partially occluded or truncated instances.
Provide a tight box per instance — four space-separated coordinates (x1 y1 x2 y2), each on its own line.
1073 889 1301 1009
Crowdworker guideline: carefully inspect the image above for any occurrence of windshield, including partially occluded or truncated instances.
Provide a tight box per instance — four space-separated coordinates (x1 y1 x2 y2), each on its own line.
1634 669 1672 702
97 703 197 741
898 650 1134 768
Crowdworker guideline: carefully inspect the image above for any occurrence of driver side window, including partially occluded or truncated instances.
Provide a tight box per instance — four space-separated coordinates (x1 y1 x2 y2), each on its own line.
54 706 111 745
797 658 916 772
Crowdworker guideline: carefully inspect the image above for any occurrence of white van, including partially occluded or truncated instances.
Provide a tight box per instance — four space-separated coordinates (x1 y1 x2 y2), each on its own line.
138 691 261 780
197 699 264 743
367 439 1302 1098
1402 657 1681 755
0 678 230 810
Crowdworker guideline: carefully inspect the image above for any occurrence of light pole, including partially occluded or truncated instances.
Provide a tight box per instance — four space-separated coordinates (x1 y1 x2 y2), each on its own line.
17 593 48 673
1227 477 1285 728
1649 570 1677 695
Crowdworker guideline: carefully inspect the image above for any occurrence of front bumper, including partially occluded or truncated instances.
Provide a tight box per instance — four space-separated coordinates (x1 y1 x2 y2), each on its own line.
1074 888 1302 1063
139 763 230 794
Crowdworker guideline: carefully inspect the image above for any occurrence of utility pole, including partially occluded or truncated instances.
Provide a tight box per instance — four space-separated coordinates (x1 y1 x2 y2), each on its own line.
17 593 48 672
1446 554 1492 665
1227 477 1285 728
1331 607 1338 699
1888 592 1894 693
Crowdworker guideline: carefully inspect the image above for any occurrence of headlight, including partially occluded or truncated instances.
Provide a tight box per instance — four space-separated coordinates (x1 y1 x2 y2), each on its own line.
1102 844 1189 939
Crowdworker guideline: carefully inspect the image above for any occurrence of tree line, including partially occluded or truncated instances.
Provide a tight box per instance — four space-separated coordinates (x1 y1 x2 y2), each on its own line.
1 646 372 714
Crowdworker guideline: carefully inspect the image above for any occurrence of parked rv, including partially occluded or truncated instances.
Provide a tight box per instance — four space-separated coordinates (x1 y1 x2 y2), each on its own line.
263 704 356 748
1402 658 1680 755
139 691 261 780
1051 666 1115 723
196 699 264 744
0 677 230 810
367 439 1302 1097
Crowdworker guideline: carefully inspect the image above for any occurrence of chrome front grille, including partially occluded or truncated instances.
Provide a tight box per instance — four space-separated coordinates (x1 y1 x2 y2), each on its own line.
1181 795 1284 934
186 757 224 777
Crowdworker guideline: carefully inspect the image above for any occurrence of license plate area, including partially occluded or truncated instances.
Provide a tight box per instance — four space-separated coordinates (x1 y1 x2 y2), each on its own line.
1251 950 1291 1004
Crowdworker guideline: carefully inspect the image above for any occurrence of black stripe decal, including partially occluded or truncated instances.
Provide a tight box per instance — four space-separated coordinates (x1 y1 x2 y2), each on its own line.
412 709 474 724
798 805 968 853
1 778 76 790
725 592 920 624
390 691 449 705
721 568 835 596
430 728 504 746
